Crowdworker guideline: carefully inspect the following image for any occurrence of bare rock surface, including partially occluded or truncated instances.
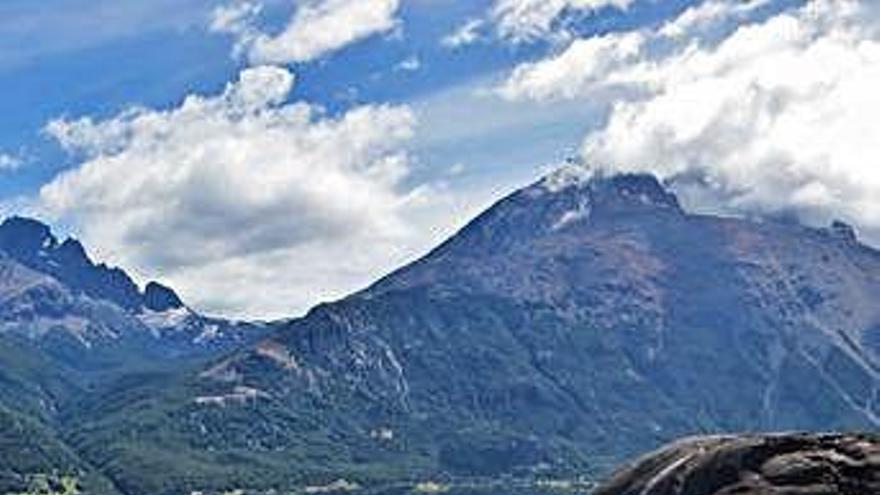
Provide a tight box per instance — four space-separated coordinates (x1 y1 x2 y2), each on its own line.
594 433 880 495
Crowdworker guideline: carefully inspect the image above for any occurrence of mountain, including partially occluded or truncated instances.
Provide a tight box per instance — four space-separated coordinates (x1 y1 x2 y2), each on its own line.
593 432 880 495
0 217 271 494
0 216 267 356
61 170 880 494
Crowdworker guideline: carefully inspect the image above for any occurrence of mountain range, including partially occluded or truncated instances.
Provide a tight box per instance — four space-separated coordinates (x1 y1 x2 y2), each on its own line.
0 169 877 495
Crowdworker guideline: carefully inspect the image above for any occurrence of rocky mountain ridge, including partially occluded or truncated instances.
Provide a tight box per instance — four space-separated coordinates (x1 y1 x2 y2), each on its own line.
0 216 267 353
0 216 176 312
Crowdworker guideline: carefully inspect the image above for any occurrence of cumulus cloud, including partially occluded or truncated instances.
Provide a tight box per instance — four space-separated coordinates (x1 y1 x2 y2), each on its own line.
441 19 486 49
40 66 449 318
659 0 774 39
395 55 421 72
491 0 636 42
439 0 634 46
500 0 880 243
211 0 401 64
0 153 21 172
209 0 263 59
499 30 645 100
499 0 781 101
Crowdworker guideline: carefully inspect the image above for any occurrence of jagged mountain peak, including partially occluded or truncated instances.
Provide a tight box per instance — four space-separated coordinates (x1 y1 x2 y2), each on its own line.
0 216 269 356
518 167 685 217
0 216 59 255
0 215 176 312
0 215 53 234
56 237 89 262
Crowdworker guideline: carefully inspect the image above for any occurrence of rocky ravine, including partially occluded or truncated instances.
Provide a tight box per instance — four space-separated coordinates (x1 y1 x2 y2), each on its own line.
594 433 880 495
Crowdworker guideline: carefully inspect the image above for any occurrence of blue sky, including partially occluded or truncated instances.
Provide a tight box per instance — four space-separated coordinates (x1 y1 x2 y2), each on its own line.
0 0 696 200
3 0 878 318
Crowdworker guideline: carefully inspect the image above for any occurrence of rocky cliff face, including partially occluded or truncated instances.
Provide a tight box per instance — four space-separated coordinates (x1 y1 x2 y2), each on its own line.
594 433 880 495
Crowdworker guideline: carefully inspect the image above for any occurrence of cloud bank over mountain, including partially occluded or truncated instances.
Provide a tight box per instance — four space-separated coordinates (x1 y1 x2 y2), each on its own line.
501 0 880 242
40 66 445 318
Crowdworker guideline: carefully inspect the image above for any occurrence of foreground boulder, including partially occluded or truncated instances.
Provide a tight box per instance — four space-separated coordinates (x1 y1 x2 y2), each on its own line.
594 433 880 495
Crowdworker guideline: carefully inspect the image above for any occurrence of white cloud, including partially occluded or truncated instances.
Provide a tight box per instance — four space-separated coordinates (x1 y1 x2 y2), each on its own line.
0 196 39 224
441 18 485 48
491 0 636 42
0 153 21 172
499 0 880 243
448 162 466 175
498 0 780 101
209 0 263 59
211 0 401 64
395 55 421 72
499 30 645 101
40 66 451 318
659 0 773 39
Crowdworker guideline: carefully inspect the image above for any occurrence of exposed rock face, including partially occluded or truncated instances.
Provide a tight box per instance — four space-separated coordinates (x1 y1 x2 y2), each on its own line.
594 433 880 495
143 281 184 312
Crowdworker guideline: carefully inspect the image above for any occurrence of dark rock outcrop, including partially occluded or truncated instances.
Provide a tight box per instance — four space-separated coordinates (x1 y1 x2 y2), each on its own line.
143 281 184 312
594 433 880 495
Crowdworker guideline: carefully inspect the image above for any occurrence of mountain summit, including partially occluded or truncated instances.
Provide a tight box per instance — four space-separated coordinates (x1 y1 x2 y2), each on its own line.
0 216 182 312
427 170 682 256
0 215 267 364
537 168 682 213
